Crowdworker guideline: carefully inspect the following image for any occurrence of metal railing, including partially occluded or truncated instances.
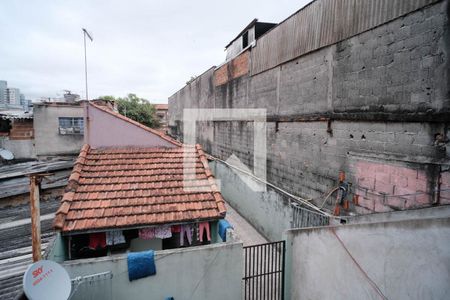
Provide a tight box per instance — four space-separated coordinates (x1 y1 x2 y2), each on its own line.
291 203 330 229
69 271 113 300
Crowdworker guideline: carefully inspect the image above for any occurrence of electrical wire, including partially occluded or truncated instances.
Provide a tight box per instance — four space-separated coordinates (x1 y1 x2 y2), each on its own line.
77 246 224 299
331 227 388 300
354 185 450 198
207 154 450 217
208 155 342 219
187 246 223 299
318 186 340 209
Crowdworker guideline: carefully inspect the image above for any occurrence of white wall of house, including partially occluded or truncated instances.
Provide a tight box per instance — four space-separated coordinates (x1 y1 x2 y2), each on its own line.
285 217 450 300
62 242 243 300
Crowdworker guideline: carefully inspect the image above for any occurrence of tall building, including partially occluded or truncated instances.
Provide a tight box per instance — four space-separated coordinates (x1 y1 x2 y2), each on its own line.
0 80 6 104
4 88 21 105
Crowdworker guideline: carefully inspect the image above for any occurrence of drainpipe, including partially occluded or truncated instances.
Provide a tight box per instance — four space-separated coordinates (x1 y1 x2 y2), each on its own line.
29 175 42 262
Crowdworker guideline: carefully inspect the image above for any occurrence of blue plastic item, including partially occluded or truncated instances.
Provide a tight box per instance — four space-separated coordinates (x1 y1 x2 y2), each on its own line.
218 219 233 242
127 250 156 281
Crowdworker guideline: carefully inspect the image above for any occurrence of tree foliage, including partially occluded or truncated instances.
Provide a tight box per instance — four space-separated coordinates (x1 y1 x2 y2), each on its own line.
99 94 160 128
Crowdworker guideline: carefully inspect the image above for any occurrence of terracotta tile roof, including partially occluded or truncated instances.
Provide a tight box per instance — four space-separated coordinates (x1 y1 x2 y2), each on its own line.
153 104 168 110
88 102 181 147
54 144 226 233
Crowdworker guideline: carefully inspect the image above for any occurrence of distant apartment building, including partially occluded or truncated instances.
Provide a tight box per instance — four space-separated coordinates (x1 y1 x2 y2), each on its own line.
0 81 6 104
20 94 33 111
4 88 21 105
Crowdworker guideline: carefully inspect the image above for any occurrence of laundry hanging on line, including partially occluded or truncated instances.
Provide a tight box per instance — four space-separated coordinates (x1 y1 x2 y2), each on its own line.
89 232 107 249
218 219 233 242
180 224 193 246
171 225 181 233
139 225 173 240
106 230 126 246
199 222 211 242
127 250 156 281
155 225 172 239
139 228 156 240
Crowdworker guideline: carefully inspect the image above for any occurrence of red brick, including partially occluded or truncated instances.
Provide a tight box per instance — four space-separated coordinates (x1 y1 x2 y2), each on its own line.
357 196 374 211
374 181 394 195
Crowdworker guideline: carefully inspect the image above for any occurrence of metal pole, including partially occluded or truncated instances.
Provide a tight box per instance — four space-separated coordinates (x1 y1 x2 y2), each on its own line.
29 175 42 262
83 31 89 101
281 241 286 300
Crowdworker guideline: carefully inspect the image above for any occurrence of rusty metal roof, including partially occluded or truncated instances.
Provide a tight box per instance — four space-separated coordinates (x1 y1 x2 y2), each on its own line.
0 110 33 120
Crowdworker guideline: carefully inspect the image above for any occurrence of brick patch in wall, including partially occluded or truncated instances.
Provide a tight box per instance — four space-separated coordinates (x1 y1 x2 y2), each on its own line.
354 160 432 211
231 51 249 79
439 172 450 205
214 51 249 86
214 64 228 86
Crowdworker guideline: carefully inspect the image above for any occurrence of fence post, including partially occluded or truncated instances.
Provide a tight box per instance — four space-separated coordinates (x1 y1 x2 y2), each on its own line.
29 174 42 262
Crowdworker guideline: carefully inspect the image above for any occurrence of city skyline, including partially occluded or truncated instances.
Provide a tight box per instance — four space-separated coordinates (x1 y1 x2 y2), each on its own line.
0 0 311 103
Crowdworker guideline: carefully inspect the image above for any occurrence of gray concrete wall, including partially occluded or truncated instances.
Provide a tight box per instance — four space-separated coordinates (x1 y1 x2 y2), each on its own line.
210 160 293 241
63 242 243 300
284 217 450 300
0 138 35 159
348 204 450 224
33 104 84 157
168 1 450 215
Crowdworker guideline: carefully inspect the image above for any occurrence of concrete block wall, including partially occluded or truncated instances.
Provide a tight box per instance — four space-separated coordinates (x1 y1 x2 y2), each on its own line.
169 0 450 215
333 1 449 113
210 161 292 241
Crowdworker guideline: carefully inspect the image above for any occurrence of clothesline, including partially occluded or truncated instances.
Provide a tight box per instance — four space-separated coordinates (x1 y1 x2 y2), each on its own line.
86 222 215 252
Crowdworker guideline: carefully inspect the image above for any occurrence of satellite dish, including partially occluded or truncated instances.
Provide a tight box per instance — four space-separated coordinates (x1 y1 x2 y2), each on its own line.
23 260 71 300
0 149 14 160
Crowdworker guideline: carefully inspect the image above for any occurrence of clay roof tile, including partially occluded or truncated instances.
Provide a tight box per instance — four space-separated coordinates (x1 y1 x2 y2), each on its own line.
54 143 226 233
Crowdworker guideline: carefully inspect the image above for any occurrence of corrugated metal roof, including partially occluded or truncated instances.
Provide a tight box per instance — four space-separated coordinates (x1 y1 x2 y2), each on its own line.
251 0 441 75
0 111 33 120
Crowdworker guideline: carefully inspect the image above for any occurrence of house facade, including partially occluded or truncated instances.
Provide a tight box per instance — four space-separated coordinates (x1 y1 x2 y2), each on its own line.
45 101 241 300
33 102 84 157
53 101 231 257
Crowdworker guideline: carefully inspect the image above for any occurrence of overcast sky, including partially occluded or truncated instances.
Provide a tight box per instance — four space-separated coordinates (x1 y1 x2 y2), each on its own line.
0 0 311 103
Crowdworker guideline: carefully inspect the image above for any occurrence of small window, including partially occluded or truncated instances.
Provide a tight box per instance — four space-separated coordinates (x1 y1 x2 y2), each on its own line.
242 31 249 49
59 117 84 135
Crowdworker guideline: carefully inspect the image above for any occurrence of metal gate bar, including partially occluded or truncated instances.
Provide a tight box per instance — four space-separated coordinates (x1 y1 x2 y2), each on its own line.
243 240 285 300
